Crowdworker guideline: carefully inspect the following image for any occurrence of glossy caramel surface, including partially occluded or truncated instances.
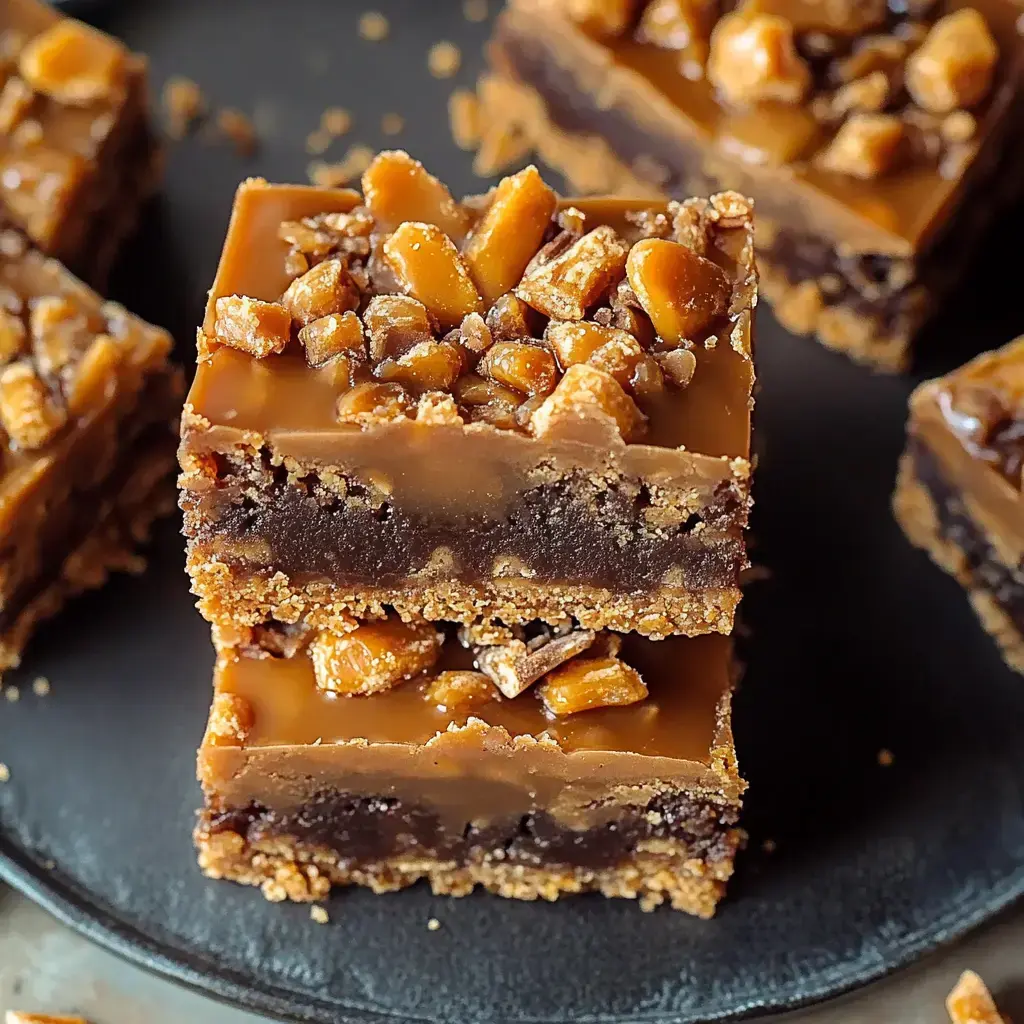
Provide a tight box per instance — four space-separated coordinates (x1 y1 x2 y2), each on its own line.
217 631 732 763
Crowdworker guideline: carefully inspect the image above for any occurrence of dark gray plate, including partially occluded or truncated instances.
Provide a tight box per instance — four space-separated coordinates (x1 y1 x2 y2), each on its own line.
1 1 1023 1022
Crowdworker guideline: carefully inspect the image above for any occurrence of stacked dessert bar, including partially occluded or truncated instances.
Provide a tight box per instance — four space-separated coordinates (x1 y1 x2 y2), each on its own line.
482 0 1024 370
895 337 1023 672
179 152 756 917
0 1 177 675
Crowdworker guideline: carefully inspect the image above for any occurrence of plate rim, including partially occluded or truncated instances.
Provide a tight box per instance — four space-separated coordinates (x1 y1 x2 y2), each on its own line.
3 834 1022 1024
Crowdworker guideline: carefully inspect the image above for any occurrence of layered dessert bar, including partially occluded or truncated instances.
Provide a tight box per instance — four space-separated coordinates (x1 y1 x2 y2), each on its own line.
894 336 1023 672
0 225 180 675
196 620 744 917
179 154 756 641
486 0 1024 369
0 0 161 285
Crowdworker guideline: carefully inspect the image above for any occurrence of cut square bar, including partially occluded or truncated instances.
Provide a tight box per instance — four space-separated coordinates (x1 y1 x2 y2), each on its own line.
484 0 1024 370
179 154 756 641
0 226 180 675
894 336 1024 671
196 624 744 918
0 0 161 285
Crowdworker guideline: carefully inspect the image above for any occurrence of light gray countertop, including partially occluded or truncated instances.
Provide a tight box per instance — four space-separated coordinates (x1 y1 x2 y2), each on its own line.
1 886 1021 1024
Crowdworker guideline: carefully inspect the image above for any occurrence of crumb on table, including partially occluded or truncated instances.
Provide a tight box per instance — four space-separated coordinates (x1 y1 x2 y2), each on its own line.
310 905 329 924
427 917 441 931
381 113 404 135
463 0 488 21
32 676 50 696
162 75 205 139
5 685 19 703
359 11 389 41
877 748 894 767
428 41 462 79
214 108 257 157
0 762 9 783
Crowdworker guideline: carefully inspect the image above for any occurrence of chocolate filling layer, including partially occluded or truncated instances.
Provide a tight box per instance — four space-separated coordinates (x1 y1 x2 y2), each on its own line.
192 462 745 591
204 788 741 871
911 436 1024 631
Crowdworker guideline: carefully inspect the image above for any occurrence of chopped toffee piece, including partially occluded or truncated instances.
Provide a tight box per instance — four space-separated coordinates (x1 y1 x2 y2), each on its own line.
0 229 181 677
894 335 1024 672
482 0 1024 370
0 0 162 285
178 156 757 641
946 971 1007 1024
196 626 744 918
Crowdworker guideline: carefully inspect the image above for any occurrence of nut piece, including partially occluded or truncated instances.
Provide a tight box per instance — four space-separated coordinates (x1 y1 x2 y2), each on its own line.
476 629 595 698
537 657 648 716
905 9 997 114
383 222 483 329
516 226 629 321
18 21 125 105
530 363 646 442
65 334 120 418
299 311 365 366
376 339 464 391
362 150 470 242
638 0 712 75
213 295 291 358
816 113 904 179
281 259 360 326
453 372 524 427
310 619 444 695
425 670 497 710
364 294 435 361
656 347 697 388
336 381 411 424
29 296 89 377
205 692 254 748
479 341 557 396
588 333 646 387
0 361 66 449
708 13 810 106
0 309 26 363
457 311 493 354
416 390 464 425
831 71 890 115
946 971 1006 1024
486 292 533 341
463 166 558 304
626 238 730 345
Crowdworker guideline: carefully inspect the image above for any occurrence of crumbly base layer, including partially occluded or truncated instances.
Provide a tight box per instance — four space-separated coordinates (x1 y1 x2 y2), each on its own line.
196 823 737 918
0 444 176 676
187 552 741 639
893 450 1024 673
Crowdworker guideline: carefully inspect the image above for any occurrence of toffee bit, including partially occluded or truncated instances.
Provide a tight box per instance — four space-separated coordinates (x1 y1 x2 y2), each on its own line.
449 88 481 151
32 676 50 696
161 75 205 139
426 917 441 931
310 905 330 924
306 128 332 155
359 11 390 41
947 970 1007 1024
428 41 462 79
5 684 19 702
761 838 777 854
877 747 894 767
381 112 404 135
463 0 489 21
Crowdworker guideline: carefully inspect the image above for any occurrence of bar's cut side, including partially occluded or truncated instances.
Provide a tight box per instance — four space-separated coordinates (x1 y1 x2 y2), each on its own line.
894 336 1023 671
483 0 1024 370
0 227 180 674
179 154 756 641
0 0 161 286
197 623 744 918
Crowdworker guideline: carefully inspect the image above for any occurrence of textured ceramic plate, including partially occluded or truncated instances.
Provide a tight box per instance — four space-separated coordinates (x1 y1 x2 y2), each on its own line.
1 2 1023 1022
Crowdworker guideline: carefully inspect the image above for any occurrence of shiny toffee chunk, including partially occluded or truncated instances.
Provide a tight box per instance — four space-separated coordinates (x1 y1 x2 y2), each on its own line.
298 614 650 717
209 151 750 443
944 374 1024 489
549 0 1000 183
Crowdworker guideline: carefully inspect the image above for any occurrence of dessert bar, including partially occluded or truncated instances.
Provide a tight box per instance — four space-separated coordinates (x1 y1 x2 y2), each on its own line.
179 154 756 641
0 0 161 285
894 336 1023 672
0 225 180 675
196 622 744 918
486 0 1024 370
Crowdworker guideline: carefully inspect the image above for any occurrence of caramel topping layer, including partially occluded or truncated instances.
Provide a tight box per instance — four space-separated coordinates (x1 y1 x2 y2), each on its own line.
188 175 754 457
508 0 1024 255
215 631 733 761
